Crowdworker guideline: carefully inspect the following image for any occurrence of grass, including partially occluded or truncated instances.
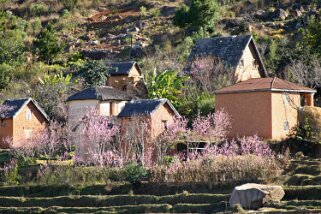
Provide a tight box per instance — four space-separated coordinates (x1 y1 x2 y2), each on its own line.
0 193 229 207
0 182 233 197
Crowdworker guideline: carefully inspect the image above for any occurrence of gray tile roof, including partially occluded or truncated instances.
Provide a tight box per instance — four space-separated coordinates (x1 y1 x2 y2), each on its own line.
187 35 267 77
118 98 180 117
108 61 141 76
2 98 49 120
67 86 136 101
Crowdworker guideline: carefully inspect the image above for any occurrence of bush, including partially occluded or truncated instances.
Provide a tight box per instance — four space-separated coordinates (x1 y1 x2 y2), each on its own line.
30 3 49 16
124 164 149 185
149 155 281 183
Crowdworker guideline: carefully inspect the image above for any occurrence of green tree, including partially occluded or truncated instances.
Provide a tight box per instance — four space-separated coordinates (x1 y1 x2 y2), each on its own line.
78 61 108 87
148 70 188 109
34 24 63 64
0 11 26 65
173 0 220 34
303 17 321 56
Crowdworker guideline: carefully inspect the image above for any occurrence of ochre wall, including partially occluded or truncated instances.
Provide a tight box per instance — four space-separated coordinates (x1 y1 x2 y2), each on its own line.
150 103 175 139
107 66 142 91
271 92 300 140
0 118 13 148
12 102 48 147
215 91 272 139
119 103 176 164
235 45 261 82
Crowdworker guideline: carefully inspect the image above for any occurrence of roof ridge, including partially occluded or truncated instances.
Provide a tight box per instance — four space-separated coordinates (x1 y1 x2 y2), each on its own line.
271 76 277 89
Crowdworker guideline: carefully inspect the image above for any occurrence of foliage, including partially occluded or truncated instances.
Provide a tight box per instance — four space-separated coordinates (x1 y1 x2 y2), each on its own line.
78 60 108 87
139 6 147 16
173 0 220 33
2 160 20 185
34 24 64 63
123 163 149 185
0 11 26 65
302 16 321 56
150 154 280 183
72 108 120 166
61 0 78 11
36 72 75 121
148 70 188 109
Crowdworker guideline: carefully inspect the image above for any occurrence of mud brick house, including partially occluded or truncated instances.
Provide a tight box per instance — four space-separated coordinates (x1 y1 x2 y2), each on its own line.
186 35 268 82
106 61 147 97
215 77 316 140
0 98 49 148
118 98 180 162
67 86 136 126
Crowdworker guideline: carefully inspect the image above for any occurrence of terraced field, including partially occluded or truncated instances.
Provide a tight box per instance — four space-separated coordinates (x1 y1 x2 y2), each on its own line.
0 157 321 213
0 183 320 213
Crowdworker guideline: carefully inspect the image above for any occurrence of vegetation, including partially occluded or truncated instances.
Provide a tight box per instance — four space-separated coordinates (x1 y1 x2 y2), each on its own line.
0 0 321 212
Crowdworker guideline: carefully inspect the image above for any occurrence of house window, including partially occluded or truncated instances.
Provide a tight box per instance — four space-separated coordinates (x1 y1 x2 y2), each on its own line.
283 94 290 105
240 59 244 67
284 121 289 131
24 129 33 139
26 109 32 120
162 120 168 130
0 119 6 127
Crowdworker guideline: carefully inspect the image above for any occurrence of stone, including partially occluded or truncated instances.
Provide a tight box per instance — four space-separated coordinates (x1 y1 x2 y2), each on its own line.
229 183 285 210
291 9 302 18
273 8 288 20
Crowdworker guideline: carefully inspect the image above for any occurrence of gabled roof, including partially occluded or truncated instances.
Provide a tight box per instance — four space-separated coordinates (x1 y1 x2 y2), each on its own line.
107 61 142 76
2 98 49 121
215 77 317 94
67 86 136 102
118 98 180 117
186 35 267 77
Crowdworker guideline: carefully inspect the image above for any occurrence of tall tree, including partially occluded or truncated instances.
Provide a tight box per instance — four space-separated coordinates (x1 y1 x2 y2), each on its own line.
173 0 220 34
34 24 63 64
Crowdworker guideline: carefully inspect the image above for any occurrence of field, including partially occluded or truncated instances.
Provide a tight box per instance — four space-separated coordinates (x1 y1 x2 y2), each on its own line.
0 149 321 213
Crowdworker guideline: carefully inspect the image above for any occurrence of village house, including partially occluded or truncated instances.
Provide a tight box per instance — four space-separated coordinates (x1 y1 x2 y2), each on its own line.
186 35 268 82
118 98 180 162
0 98 49 148
215 77 316 140
106 61 147 97
66 86 136 125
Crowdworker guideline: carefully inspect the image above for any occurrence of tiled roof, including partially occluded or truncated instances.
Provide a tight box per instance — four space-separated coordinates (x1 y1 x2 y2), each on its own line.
118 98 180 117
186 35 267 77
108 61 141 76
67 86 136 101
215 77 317 94
2 98 49 120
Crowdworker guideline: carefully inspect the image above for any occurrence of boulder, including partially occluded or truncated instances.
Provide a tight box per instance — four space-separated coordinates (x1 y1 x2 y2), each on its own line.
273 8 288 20
229 183 285 210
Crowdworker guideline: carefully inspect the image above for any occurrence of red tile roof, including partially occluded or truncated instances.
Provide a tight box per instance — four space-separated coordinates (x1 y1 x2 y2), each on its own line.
215 77 316 94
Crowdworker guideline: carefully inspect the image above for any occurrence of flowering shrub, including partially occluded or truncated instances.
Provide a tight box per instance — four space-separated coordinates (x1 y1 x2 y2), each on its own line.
72 108 120 166
149 136 278 183
191 109 231 142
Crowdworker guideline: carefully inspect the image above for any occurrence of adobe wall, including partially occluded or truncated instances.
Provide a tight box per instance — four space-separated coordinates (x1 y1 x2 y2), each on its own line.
235 45 261 82
13 102 47 147
271 92 300 140
215 91 272 139
0 118 13 149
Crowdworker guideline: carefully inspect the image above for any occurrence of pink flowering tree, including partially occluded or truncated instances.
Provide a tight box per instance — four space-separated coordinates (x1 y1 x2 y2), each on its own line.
121 116 151 167
74 108 120 166
191 109 231 142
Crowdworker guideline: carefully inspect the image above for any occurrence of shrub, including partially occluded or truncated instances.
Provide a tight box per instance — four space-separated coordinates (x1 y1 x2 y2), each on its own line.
124 164 149 185
149 154 280 183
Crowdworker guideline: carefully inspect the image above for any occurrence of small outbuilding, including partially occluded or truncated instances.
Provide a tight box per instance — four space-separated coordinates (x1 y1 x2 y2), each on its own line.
215 77 316 140
0 98 49 148
106 61 147 97
118 99 180 162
